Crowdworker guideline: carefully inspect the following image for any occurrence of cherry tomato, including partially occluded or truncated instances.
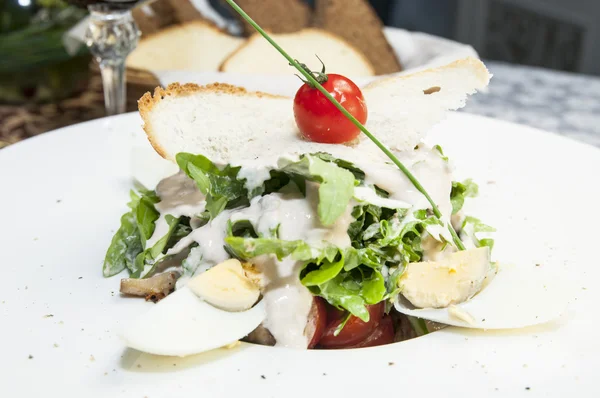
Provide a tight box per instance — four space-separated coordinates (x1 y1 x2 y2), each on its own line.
318 302 384 349
347 316 395 349
305 297 327 349
293 74 367 144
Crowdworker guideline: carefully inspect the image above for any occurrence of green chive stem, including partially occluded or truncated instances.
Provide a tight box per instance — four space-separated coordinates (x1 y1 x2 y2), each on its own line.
224 0 465 251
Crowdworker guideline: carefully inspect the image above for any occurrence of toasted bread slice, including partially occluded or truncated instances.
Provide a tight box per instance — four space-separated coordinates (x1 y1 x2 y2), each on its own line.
314 0 402 75
166 0 205 23
126 21 244 72
220 28 375 77
132 0 178 35
227 0 311 36
139 58 490 167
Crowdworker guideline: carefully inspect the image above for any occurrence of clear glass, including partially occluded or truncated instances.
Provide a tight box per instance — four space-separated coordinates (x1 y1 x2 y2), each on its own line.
84 5 140 115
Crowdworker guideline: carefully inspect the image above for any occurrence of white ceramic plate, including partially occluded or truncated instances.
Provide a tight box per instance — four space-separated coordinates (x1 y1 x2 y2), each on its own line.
0 113 597 397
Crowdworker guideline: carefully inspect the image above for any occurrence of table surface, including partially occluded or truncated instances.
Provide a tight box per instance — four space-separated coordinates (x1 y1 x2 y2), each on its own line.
464 61 600 148
1 61 599 149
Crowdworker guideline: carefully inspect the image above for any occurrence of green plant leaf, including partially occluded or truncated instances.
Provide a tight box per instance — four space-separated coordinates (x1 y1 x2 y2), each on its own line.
102 210 142 277
280 155 356 226
450 179 479 214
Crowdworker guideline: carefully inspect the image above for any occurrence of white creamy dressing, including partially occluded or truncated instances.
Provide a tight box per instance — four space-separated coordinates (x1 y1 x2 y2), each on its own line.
353 186 411 210
171 209 234 288
229 182 353 348
146 171 206 249
354 146 453 216
237 163 273 194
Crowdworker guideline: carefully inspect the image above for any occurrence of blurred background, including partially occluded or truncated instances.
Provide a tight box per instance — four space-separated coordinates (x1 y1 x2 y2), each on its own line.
212 0 600 75
1 0 599 148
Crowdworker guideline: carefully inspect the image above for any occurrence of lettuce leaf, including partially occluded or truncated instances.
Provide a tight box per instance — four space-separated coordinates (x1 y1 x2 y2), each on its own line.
310 152 365 181
450 179 479 214
102 210 141 277
176 153 248 219
102 190 144 277
135 192 159 246
308 268 386 321
461 216 496 251
131 214 181 278
280 155 356 226
225 236 338 263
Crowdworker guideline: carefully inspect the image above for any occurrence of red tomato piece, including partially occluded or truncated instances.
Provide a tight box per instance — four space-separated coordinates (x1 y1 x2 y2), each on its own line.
346 315 395 349
293 74 368 144
305 297 328 349
318 302 385 349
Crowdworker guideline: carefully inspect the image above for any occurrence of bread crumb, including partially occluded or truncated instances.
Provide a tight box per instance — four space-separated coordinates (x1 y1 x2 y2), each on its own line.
89 355 95 362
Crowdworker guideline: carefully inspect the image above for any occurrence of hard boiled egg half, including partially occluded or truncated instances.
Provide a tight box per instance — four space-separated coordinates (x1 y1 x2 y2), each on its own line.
394 247 570 329
122 260 264 357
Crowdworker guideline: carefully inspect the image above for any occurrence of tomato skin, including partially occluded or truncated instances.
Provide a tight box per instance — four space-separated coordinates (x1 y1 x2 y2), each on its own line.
346 316 395 349
318 302 385 349
293 74 367 144
305 297 328 349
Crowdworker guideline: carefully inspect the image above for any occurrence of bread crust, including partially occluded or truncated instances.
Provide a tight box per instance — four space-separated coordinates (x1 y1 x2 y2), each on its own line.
138 82 288 159
362 57 491 91
135 19 232 45
313 0 402 75
219 28 376 75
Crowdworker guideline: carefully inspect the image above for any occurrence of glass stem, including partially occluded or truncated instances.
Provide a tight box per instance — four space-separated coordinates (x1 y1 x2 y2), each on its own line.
98 60 126 116
85 7 140 116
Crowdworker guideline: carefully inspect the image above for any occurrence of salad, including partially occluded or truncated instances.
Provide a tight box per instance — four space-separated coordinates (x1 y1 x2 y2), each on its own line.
104 136 494 350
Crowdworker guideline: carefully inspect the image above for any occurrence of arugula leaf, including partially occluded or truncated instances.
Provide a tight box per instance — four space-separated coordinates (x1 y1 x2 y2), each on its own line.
225 237 311 261
361 270 386 304
301 257 344 286
176 153 248 218
280 155 356 226
102 190 147 277
433 144 448 162
311 152 365 181
130 215 181 278
102 211 142 277
450 179 479 214
136 194 159 246
462 216 495 233
165 217 192 251
344 247 382 270
461 216 496 251
310 273 370 321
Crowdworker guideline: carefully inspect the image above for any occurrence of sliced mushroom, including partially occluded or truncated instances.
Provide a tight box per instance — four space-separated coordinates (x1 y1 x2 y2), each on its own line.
243 324 276 346
120 271 180 303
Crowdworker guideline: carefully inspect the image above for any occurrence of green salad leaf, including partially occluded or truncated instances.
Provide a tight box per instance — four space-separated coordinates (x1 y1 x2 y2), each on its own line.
135 193 160 246
308 268 386 321
102 210 141 277
280 155 356 226
311 152 366 181
301 257 345 286
103 188 193 279
131 215 181 278
102 191 144 277
461 216 496 251
450 179 479 214
176 153 248 218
